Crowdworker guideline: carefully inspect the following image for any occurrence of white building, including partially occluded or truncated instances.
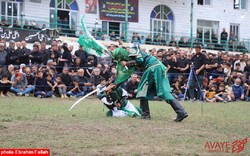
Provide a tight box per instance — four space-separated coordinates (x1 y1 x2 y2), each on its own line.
0 0 249 45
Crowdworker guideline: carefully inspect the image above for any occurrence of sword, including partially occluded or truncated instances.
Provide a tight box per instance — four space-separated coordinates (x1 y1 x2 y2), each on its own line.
68 82 113 111
68 89 99 111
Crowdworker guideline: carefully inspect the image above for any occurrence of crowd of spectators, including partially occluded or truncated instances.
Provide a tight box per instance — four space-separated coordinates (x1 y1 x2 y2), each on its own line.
0 38 250 102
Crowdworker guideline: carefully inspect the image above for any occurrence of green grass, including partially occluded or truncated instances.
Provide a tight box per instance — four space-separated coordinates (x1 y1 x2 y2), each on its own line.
0 96 250 155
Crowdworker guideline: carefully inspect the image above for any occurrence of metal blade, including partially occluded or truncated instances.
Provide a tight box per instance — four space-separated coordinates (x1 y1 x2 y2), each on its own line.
68 89 98 111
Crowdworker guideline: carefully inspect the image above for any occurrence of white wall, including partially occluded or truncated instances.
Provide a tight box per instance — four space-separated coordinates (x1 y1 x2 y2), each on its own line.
21 0 250 40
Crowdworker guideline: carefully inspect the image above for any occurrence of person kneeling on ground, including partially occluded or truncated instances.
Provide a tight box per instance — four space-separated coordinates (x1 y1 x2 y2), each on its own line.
97 78 141 117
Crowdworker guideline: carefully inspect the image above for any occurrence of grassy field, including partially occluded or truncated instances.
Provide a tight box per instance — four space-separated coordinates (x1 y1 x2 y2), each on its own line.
0 96 249 156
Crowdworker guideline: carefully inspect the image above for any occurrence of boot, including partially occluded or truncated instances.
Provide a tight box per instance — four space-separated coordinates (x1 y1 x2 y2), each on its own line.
140 98 151 120
168 99 188 122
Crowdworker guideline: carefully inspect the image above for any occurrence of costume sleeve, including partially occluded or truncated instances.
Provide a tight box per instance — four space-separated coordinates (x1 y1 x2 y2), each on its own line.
100 97 113 105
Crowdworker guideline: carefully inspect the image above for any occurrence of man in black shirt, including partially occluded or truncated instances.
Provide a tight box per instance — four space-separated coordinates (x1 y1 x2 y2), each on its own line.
176 51 190 74
205 53 218 79
74 45 88 66
125 74 139 99
163 53 178 84
189 45 207 100
29 44 42 65
220 28 228 47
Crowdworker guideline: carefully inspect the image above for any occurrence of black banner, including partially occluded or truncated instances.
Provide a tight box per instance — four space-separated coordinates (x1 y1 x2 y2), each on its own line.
0 27 59 43
99 0 138 22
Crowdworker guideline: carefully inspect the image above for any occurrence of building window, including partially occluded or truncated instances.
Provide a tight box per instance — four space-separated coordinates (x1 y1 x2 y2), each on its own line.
150 5 174 43
234 0 247 9
0 0 23 25
197 19 219 44
49 0 78 31
197 0 211 5
230 24 239 39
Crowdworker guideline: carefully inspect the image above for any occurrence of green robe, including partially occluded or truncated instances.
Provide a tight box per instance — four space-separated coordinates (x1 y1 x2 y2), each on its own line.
114 49 174 101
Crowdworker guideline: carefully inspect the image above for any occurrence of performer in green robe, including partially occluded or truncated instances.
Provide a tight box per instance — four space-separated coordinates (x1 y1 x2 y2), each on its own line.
112 47 188 121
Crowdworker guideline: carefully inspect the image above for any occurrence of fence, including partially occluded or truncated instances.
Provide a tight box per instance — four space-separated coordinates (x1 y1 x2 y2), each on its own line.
1 14 250 53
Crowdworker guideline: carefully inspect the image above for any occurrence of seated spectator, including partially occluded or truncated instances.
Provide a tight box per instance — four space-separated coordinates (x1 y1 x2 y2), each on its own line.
100 64 111 81
145 35 152 45
245 82 250 101
71 57 82 72
178 37 186 47
34 71 53 98
76 68 94 95
66 78 84 98
10 66 35 96
232 78 244 101
54 75 67 98
58 67 72 87
0 74 13 97
169 36 177 47
96 28 103 40
85 56 95 78
171 80 184 101
23 20 31 29
215 84 231 102
110 31 116 41
90 68 105 89
204 84 217 102
13 20 21 29
140 36 145 44
125 74 139 99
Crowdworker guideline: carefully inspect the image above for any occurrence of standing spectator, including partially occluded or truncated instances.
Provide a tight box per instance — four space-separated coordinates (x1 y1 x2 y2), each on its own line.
19 41 30 65
40 42 49 65
29 44 42 65
220 28 228 47
229 31 238 51
74 45 87 66
205 53 218 79
10 66 35 96
189 45 207 101
244 59 250 78
0 42 7 66
232 78 244 101
176 51 190 74
58 44 71 68
125 74 139 99
234 54 246 72
163 53 178 84
6 40 19 65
